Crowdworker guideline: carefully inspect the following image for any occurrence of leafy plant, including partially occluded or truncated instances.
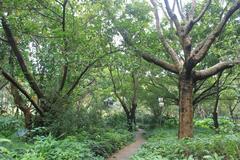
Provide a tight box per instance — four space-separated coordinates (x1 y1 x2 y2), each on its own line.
131 127 240 160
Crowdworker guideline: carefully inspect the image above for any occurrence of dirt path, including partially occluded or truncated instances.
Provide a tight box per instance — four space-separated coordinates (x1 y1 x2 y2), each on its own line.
108 129 145 160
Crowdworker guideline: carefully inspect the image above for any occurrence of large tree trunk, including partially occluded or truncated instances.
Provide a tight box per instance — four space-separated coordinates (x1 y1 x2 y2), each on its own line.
127 113 136 132
128 103 137 131
23 107 32 129
178 74 193 138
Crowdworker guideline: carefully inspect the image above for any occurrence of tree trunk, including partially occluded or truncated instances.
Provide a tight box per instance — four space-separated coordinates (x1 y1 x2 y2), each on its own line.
178 75 193 138
212 72 222 129
127 114 133 131
10 84 32 129
212 111 219 129
127 115 136 131
212 90 220 129
23 108 32 130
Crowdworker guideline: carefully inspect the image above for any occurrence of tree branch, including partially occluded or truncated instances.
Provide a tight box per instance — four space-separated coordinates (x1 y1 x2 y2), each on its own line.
176 0 185 20
1 69 44 116
35 0 62 19
194 60 240 80
108 66 129 115
65 50 120 96
163 0 181 32
185 0 211 35
150 0 182 67
1 17 45 99
192 1 240 64
138 51 179 74
59 0 69 92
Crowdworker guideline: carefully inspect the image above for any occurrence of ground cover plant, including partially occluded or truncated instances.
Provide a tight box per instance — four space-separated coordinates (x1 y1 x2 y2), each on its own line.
0 0 240 159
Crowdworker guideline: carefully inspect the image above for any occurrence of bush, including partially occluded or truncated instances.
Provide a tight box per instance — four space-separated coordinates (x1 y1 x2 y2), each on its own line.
104 113 128 129
1 126 133 160
194 118 236 133
13 135 104 160
82 128 133 158
0 116 23 137
131 128 240 160
163 116 178 128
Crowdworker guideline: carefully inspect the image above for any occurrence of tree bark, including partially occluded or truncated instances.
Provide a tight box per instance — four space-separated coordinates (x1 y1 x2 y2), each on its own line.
212 71 223 129
212 111 219 129
178 74 193 138
128 103 137 131
10 84 32 129
23 107 32 130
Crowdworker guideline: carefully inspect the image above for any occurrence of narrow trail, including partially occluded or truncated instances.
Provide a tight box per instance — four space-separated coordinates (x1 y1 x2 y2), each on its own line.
108 129 145 160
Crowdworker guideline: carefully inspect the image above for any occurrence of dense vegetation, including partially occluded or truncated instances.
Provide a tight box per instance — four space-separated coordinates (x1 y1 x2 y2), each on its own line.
132 119 240 160
0 0 240 159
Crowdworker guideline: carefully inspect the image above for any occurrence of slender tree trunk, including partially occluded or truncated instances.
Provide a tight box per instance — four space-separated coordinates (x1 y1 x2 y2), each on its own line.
212 72 222 129
229 108 234 121
178 74 193 138
212 93 219 129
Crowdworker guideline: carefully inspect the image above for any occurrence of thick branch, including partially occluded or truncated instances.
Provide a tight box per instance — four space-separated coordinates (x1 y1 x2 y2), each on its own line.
192 1 240 64
139 51 179 74
1 69 44 116
150 0 182 67
195 60 240 80
185 0 211 35
1 17 44 99
163 0 181 32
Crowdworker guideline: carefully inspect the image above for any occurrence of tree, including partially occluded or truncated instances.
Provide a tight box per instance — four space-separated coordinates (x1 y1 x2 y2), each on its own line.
110 0 240 138
108 54 140 131
0 0 112 128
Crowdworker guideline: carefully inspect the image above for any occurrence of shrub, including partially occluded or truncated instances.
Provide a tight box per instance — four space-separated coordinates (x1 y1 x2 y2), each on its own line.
194 118 236 133
15 135 104 160
163 116 178 128
131 128 240 160
86 128 133 158
0 116 23 137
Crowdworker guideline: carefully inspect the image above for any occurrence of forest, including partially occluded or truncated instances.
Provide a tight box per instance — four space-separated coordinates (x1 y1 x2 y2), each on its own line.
0 0 240 159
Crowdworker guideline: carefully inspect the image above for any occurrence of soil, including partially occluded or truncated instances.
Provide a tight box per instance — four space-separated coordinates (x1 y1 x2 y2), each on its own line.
108 129 145 160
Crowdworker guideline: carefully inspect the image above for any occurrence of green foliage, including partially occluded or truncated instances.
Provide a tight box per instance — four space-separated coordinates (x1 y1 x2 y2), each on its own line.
194 118 237 133
0 127 133 160
0 138 12 160
43 96 105 136
86 128 133 158
131 127 240 160
15 135 103 160
0 116 23 137
0 111 133 159
104 113 128 129
163 117 178 128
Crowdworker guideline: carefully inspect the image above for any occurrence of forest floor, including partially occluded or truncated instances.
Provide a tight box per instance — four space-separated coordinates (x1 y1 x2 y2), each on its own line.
108 129 145 160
